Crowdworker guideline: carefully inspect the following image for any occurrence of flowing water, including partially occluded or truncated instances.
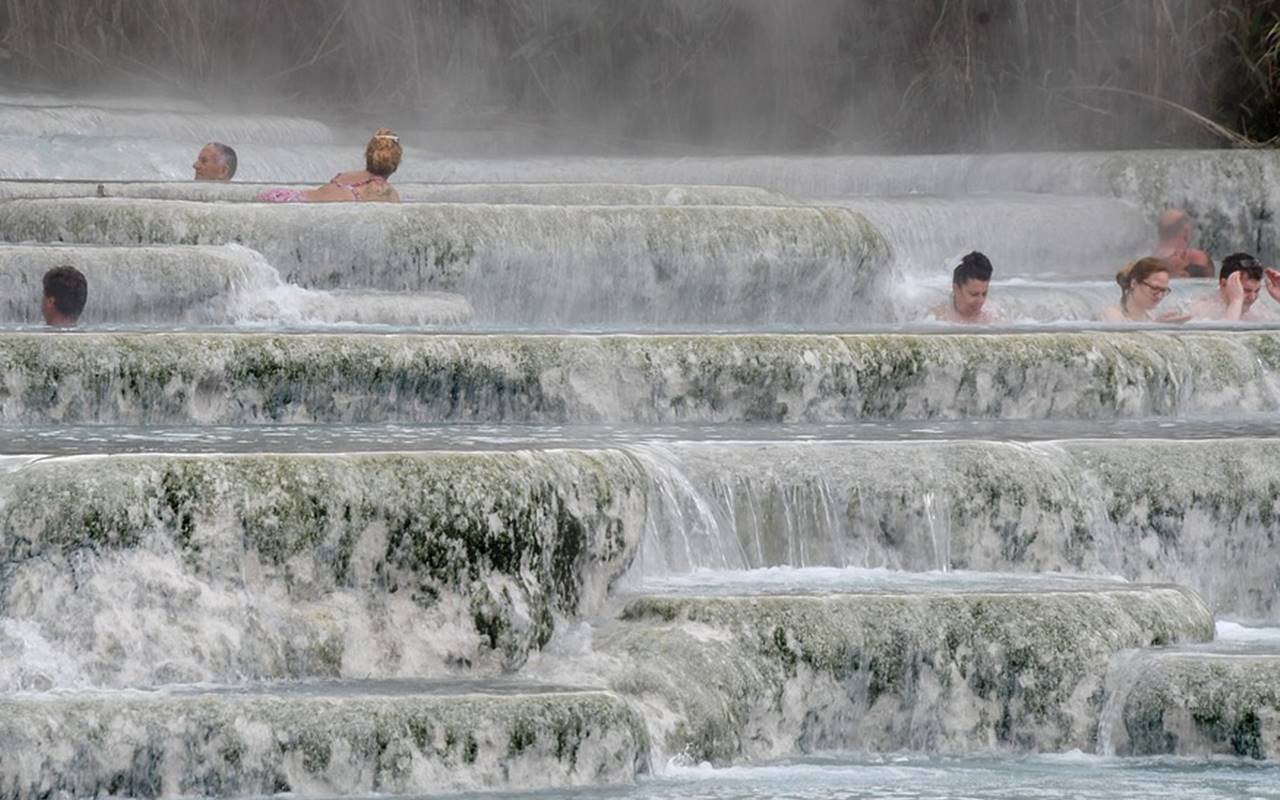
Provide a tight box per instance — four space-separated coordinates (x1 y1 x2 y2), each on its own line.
1 94 1279 799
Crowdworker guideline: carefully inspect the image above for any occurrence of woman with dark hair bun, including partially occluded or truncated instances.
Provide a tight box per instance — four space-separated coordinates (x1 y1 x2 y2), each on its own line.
258 128 402 203
1100 257 1189 323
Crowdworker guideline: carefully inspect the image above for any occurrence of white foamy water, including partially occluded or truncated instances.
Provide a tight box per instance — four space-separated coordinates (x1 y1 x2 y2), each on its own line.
1216 622 1280 645
833 193 1150 278
1 98 1279 798
628 566 1129 597
459 754 1280 799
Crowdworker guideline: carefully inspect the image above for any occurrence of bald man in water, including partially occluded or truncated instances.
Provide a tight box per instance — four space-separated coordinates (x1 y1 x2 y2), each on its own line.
193 142 237 181
1153 209 1213 278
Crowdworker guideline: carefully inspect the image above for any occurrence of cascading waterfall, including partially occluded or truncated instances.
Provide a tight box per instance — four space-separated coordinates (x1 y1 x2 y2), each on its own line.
832 194 1150 278
1 84 1278 800
0 198 891 326
0 243 471 327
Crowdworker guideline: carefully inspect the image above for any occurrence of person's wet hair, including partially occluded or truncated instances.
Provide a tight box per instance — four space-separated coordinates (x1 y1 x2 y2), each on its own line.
1116 257 1169 294
43 265 88 321
1220 252 1263 282
952 251 993 285
365 128 402 178
212 142 238 179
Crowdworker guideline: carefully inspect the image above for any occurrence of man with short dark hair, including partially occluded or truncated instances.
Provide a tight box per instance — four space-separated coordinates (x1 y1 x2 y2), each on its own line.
42 265 87 327
1188 252 1280 321
193 142 237 181
929 251 997 324
1154 208 1213 278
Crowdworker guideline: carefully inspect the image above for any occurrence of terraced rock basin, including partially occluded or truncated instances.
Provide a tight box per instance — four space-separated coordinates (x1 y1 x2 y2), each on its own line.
0 199 888 325
2 331 1279 425
0 180 799 206
0 244 471 326
1103 644 1280 759
598 581 1213 762
0 681 647 799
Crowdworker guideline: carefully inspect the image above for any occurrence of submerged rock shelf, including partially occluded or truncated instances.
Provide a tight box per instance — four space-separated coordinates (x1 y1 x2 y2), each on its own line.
0 244 473 327
0 180 799 206
601 586 1213 762
5 439 1280 627
427 151 1280 262
0 199 887 325
0 451 645 688
1108 652 1280 759
1 331 1278 425
0 685 647 799
636 439 1280 621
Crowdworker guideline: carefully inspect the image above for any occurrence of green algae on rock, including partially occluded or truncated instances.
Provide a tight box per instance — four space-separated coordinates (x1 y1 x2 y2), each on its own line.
0 198 889 325
638 439 1280 621
1110 653 1280 759
0 451 646 687
0 687 647 799
2 331 1279 425
602 586 1213 763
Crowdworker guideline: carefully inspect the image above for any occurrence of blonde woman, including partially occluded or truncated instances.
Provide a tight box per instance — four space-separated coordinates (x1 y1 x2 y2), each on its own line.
1100 257 1189 323
258 128 402 203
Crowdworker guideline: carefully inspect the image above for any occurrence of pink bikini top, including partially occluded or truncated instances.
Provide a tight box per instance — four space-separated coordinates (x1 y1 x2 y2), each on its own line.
256 174 387 203
257 187 303 203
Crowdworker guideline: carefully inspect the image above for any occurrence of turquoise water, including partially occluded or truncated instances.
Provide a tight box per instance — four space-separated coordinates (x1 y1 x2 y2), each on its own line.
4 416 1280 454
459 755 1280 799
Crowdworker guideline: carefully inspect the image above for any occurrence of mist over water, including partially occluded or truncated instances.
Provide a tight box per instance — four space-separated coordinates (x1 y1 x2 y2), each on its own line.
0 0 1253 153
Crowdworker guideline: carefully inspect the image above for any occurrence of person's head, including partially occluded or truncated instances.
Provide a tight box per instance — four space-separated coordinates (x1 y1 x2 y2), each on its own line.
193 142 237 181
950 251 993 318
1115 257 1172 313
365 128 402 178
1157 209 1194 247
42 265 87 326
1221 252 1264 309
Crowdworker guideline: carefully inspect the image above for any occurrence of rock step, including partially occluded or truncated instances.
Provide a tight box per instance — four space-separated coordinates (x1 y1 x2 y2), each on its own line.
0 450 644 689
1 331 1278 425
1106 649 1280 759
0 199 888 324
0 105 333 144
0 682 647 799
634 438 1280 622
0 244 472 326
599 585 1213 762
0 180 798 206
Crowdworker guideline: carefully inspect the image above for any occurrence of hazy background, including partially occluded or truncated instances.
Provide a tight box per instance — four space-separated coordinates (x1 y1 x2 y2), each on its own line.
1 0 1277 153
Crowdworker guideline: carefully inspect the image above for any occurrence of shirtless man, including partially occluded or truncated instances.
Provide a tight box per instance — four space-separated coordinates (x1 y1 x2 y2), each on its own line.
1188 252 1280 321
193 142 237 181
929 251 996 324
1153 209 1214 278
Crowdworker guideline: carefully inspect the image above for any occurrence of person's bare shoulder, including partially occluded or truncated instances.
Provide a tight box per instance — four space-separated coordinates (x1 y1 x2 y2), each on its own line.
927 303 953 322
365 182 400 202
1098 305 1127 322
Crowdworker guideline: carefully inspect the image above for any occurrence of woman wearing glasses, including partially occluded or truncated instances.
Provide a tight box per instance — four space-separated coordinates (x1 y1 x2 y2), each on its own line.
1100 257 1190 323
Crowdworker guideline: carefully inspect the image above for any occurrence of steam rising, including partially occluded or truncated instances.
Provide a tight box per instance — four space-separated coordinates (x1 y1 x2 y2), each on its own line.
0 0 1246 152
